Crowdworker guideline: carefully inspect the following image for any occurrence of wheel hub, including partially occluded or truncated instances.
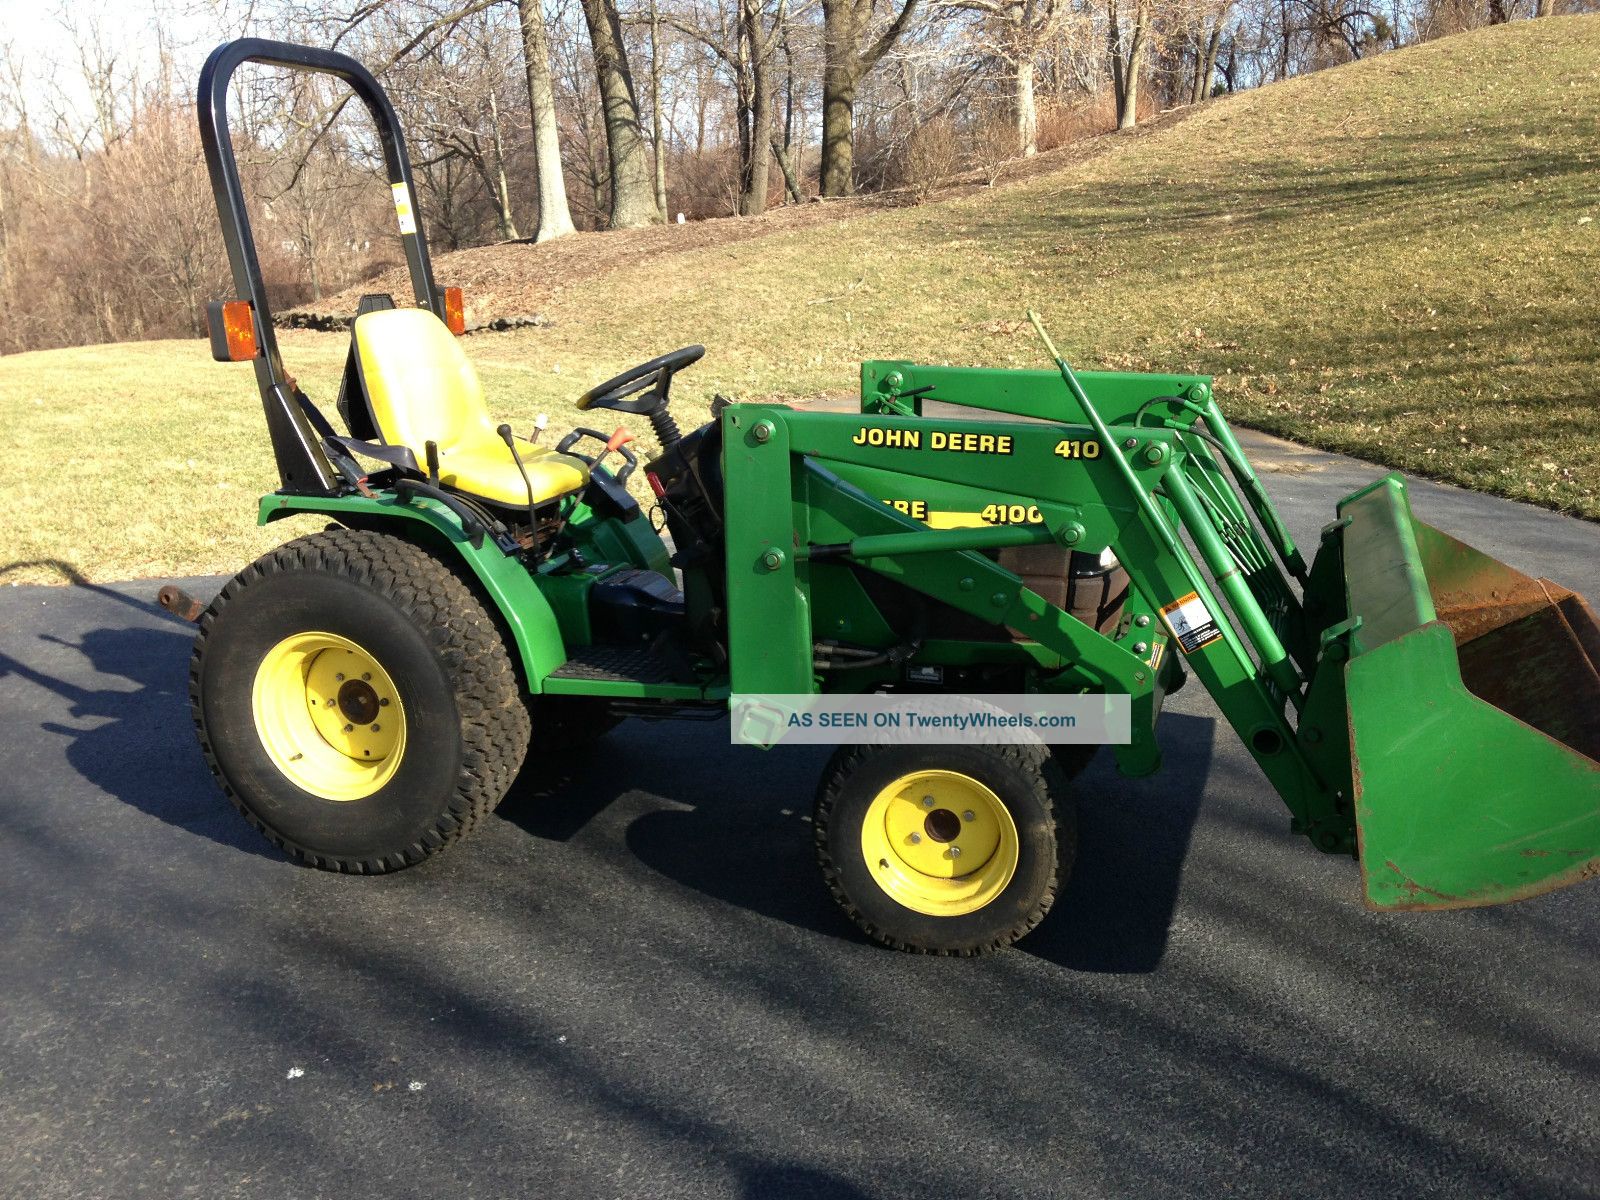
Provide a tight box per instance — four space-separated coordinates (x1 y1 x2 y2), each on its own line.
252 632 407 801
924 808 962 843
337 678 381 725
859 769 1020 917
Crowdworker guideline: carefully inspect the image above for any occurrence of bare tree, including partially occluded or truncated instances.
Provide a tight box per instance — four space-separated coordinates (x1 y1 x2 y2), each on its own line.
647 0 670 214
1190 0 1231 101
943 0 1079 155
403 17 525 240
517 0 578 239
819 0 923 196
1107 0 1149 130
665 0 795 214
580 0 664 226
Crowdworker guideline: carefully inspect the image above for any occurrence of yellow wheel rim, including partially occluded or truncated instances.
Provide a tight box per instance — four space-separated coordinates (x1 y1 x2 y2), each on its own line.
251 632 407 802
859 769 1019 917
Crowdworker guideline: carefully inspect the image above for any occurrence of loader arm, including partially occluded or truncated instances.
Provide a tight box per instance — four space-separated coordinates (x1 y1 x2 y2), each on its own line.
720 401 1358 854
724 347 1600 911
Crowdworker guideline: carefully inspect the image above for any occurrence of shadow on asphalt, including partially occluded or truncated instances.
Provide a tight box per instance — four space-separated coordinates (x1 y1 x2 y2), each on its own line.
0 609 282 862
12 572 1209 977
733 1163 874 1199
501 710 1212 975
1024 710 1213 973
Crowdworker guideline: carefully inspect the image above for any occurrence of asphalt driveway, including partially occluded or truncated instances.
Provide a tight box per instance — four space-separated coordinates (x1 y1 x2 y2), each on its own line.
1 430 1597 1199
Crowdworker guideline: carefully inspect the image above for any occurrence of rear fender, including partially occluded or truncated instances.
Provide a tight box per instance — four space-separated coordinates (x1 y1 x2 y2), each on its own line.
259 492 567 692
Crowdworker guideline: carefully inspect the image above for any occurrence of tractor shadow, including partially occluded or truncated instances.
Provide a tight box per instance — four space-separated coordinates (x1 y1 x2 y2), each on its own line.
0 570 276 860
503 710 1213 974
1022 710 1213 973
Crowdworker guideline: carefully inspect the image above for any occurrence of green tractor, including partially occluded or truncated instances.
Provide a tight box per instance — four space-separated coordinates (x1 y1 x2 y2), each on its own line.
179 38 1600 955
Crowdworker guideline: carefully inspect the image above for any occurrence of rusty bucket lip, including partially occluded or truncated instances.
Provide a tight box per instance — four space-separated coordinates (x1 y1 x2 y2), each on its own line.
1364 852 1600 913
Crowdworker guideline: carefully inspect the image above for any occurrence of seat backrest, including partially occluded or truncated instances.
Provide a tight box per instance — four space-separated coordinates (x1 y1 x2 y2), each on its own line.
337 293 397 441
352 308 492 454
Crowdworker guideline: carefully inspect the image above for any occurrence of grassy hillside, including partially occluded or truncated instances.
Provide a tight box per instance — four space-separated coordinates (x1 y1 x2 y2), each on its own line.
1 17 1596 585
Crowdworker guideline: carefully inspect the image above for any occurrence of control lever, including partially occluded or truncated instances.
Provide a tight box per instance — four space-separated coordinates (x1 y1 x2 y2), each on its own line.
497 423 540 536
591 426 635 480
556 426 640 482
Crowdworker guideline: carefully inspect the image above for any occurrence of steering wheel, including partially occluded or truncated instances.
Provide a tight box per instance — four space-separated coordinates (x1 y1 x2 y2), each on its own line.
576 345 705 415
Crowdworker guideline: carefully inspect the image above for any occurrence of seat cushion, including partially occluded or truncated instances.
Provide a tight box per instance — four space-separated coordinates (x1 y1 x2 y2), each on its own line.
353 308 589 506
434 440 589 508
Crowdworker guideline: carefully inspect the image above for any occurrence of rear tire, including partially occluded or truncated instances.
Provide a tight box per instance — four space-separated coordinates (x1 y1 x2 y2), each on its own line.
814 744 1074 955
190 529 531 872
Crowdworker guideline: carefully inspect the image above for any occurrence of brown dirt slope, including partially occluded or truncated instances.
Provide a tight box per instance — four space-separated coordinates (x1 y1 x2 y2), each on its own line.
291 108 1197 329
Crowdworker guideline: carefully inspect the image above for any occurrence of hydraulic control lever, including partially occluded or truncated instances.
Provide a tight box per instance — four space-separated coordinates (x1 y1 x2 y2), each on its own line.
556 426 640 483
497 423 540 535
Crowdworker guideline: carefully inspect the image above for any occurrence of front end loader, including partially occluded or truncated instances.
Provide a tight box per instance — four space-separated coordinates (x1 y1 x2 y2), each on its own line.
179 38 1600 956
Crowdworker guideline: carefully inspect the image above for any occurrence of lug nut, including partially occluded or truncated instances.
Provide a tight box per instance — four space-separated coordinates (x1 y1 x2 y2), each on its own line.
909 833 923 844
370 724 381 733
949 846 962 858
922 795 935 808
379 698 390 707
343 723 353 733
363 673 372 681
335 673 345 681
326 699 336 708
963 810 975 821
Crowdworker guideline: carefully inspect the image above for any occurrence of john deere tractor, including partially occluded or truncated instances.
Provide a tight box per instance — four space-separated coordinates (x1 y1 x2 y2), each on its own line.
179 38 1600 955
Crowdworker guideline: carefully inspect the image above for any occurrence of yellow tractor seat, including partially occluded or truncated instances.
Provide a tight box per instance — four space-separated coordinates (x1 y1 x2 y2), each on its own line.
351 308 588 507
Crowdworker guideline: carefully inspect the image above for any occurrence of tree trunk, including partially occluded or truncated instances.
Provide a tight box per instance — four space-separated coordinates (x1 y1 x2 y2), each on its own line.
1197 22 1222 103
1118 0 1146 129
819 0 860 197
1014 58 1038 157
819 0 922 197
580 0 663 228
694 56 708 155
649 0 668 217
489 93 521 240
771 133 803 203
739 0 773 215
517 0 576 242
819 73 856 196
1107 0 1126 116
743 66 771 214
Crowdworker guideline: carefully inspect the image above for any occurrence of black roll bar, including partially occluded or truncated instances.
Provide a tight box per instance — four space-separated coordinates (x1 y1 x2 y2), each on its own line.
197 38 443 494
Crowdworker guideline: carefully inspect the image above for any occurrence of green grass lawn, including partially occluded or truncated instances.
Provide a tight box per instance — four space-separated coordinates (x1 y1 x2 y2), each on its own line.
1 17 1596 585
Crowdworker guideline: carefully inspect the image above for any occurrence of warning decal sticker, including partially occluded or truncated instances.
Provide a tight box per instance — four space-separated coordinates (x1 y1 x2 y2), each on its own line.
392 183 417 235
1160 592 1223 655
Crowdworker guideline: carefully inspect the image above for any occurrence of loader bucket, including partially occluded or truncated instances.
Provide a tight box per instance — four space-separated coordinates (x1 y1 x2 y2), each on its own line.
1334 476 1600 910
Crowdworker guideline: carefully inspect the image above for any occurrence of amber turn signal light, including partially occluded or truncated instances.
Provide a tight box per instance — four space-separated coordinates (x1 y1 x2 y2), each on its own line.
443 286 465 336
206 300 259 362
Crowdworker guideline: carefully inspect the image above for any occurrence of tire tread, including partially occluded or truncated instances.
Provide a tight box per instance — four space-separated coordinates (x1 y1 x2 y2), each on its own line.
189 528 531 872
813 743 1074 956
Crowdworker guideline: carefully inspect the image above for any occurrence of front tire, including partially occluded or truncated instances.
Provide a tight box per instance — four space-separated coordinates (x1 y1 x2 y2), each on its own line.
814 744 1074 955
190 529 531 872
